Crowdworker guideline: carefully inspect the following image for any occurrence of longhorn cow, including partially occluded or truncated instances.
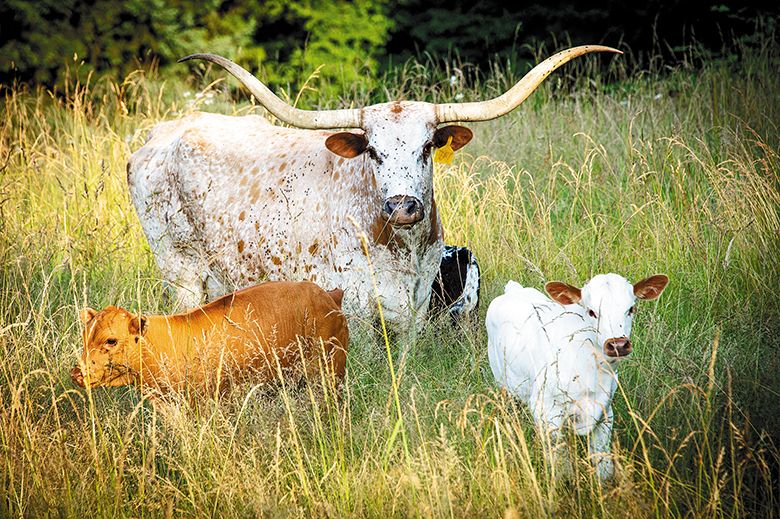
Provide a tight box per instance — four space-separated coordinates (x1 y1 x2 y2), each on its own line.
127 46 619 329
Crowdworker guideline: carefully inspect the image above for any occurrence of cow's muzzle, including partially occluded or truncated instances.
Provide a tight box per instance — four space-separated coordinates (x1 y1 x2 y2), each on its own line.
382 195 424 226
71 366 86 387
604 337 632 358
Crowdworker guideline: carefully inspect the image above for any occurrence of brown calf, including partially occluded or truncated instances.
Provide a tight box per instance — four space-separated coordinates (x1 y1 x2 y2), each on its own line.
71 281 348 395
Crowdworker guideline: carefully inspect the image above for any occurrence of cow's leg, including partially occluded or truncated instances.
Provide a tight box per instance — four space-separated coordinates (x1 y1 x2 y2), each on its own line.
128 158 211 310
588 405 615 482
144 225 213 309
532 391 572 480
156 247 209 309
429 245 480 321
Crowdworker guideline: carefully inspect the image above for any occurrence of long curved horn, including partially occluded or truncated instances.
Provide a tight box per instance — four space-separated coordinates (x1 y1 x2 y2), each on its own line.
179 54 361 129
435 45 622 123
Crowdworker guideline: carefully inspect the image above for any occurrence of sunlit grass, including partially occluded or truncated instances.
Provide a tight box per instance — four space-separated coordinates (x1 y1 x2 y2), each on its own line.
1 40 779 516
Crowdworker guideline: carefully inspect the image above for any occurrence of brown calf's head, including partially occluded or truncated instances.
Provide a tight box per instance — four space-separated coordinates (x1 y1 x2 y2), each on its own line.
72 306 145 388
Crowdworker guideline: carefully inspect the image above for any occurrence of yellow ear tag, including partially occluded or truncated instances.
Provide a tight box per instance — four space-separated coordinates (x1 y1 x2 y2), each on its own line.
434 136 455 165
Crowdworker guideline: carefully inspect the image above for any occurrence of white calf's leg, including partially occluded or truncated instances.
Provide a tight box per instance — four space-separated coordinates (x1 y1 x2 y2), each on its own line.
533 394 571 480
588 405 615 481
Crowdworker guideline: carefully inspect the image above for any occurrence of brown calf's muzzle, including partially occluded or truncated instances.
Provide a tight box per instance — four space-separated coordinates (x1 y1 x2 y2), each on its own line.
604 337 632 358
382 195 424 226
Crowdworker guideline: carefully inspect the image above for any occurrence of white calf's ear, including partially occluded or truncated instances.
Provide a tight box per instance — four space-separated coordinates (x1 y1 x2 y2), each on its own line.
634 274 669 300
79 307 97 324
545 281 582 305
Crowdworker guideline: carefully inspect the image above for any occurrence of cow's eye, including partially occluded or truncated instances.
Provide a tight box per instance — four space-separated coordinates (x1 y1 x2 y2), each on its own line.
628 305 637 315
587 309 598 319
106 338 118 346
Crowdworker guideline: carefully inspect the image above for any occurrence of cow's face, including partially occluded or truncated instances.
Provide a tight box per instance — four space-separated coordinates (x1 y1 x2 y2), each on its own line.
325 102 472 227
546 273 669 361
71 306 143 388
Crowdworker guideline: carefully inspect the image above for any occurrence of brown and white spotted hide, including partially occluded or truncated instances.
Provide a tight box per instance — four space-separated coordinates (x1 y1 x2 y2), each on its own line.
128 105 456 328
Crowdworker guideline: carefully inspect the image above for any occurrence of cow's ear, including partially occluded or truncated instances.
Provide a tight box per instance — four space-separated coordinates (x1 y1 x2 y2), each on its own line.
79 307 97 324
325 132 368 158
128 315 147 336
434 125 473 151
634 274 669 300
545 281 582 305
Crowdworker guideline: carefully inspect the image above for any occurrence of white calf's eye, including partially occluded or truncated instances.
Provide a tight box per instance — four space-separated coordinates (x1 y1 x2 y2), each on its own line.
588 309 598 318
628 305 637 315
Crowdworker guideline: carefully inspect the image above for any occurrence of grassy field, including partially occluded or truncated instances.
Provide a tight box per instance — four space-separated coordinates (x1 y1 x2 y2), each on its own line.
1 41 779 517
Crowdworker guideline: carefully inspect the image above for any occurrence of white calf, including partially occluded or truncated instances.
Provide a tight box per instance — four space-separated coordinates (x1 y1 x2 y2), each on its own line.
486 273 669 480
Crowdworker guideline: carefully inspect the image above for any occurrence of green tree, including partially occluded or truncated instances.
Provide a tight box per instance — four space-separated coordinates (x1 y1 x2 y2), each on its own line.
1 0 392 98
0 0 258 84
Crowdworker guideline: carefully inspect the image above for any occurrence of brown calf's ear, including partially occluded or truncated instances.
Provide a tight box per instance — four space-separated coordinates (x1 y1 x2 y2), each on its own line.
79 307 97 324
545 281 582 305
433 125 473 151
634 274 669 300
327 288 345 308
128 315 147 335
325 132 368 158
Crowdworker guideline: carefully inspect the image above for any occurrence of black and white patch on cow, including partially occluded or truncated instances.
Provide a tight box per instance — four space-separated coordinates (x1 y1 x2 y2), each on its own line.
430 246 480 320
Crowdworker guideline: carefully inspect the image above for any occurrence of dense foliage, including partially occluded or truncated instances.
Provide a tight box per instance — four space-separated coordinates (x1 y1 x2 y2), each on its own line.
0 0 391 94
2 0 777 94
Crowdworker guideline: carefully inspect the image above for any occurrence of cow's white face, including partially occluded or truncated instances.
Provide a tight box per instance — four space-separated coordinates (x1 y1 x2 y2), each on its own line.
546 273 669 361
325 102 472 227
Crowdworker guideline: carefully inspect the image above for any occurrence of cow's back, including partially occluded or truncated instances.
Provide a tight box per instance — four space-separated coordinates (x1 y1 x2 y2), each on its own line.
128 112 269 200
486 289 555 400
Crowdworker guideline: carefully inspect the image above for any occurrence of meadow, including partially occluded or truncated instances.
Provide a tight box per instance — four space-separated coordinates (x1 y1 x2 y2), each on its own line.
1 40 779 517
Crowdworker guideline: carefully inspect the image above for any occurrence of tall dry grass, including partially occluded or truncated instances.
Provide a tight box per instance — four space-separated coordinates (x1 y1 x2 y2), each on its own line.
1 42 779 517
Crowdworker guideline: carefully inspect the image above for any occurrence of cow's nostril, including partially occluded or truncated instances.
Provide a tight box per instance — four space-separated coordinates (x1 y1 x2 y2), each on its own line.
403 199 419 215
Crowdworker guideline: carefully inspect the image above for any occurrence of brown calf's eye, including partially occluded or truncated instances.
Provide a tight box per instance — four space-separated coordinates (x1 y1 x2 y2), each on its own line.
629 305 637 315
106 338 118 346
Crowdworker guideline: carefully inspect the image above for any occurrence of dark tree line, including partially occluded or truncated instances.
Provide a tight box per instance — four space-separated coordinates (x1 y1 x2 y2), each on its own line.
1 0 777 89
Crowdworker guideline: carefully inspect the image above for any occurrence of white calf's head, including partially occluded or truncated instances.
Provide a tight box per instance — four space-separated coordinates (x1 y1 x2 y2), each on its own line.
546 273 669 360
180 46 620 230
